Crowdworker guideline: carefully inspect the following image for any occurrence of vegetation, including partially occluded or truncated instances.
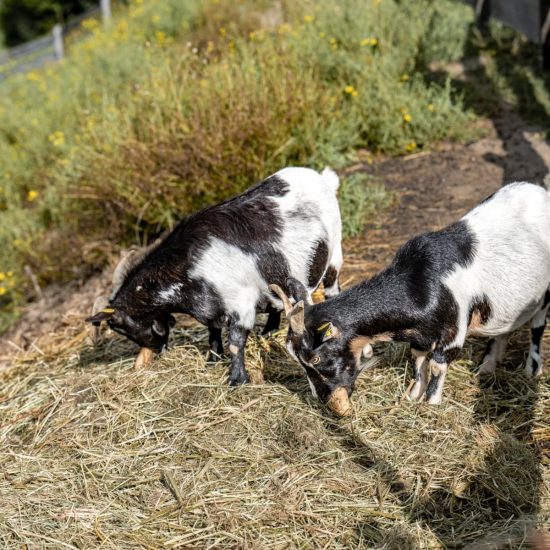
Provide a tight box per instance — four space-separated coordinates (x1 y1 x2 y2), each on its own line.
0 0 477 330
0 0 95 46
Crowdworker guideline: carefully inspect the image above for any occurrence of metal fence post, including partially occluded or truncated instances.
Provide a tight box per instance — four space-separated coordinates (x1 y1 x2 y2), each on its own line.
52 24 64 60
101 0 112 23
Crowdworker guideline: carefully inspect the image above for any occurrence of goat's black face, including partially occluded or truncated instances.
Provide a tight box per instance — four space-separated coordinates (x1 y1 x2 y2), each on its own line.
87 308 175 352
287 323 358 404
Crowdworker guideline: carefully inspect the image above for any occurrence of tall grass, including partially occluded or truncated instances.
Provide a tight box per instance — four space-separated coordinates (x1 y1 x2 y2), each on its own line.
0 0 475 329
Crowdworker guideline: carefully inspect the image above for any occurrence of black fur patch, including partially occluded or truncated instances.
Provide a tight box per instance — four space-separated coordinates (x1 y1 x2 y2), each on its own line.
531 324 546 357
468 295 492 326
323 265 338 289
425 372 441 400
308 240 329 288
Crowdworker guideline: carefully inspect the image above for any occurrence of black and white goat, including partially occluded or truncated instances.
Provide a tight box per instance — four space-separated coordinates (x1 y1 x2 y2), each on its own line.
87 167 342 385
271 182 550 415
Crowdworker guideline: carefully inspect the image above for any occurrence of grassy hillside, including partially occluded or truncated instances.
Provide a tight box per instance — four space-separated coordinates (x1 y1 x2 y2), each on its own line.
0 0 476 330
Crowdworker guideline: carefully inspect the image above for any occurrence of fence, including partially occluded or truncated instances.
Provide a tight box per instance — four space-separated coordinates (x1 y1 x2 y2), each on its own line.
0 0 112 81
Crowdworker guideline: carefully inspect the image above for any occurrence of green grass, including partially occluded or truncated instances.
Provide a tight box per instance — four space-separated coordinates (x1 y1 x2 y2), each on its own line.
339 173 392 240
0 0 477 330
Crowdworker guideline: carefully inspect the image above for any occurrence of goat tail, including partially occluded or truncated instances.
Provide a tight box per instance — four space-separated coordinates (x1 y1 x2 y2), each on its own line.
321 166 340 193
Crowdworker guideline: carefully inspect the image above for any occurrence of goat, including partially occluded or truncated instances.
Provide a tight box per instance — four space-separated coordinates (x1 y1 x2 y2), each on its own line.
271 182 550 415
86 167 343 385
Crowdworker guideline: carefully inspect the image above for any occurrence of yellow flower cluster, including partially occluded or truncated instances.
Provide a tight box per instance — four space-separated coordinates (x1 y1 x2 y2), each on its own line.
48 131 65 147
400 108 412 123
278 23 292 35
405 141 417 152
360 37 378 47
344 85 358 97
0 271 15 296
27 190 39 202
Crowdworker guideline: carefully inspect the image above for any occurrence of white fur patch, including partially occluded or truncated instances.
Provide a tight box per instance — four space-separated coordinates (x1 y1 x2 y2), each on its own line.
271 167 342 293
156 283 184 305
444 183 550 350
189 238 264 329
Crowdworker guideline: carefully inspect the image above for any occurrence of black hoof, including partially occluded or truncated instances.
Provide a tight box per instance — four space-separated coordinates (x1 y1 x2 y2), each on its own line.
228 372 250 386
206 350 224 363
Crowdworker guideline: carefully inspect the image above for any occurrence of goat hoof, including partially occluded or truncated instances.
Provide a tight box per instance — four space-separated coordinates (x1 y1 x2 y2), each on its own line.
206 350 224 363
228 372 250 386
477 359 496 375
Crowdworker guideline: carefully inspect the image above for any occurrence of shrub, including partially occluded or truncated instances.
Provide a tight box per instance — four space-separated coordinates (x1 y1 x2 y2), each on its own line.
0 0 475 330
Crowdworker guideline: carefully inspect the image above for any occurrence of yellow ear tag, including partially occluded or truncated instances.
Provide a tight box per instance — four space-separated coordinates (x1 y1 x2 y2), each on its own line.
325 327 332 338
316 322 330 332
101 308 115 314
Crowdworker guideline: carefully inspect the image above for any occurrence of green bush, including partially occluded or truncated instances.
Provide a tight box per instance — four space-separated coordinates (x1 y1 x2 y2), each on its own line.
0 0 476 330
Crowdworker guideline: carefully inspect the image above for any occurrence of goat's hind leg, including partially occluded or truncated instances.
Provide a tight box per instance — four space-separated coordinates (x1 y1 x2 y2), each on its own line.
207 326 224 363
478 334 508 375
525 295 550 377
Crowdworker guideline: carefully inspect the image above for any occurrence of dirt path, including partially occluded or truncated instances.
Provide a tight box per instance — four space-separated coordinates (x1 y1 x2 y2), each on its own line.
3 110 550 366
343 111 550 284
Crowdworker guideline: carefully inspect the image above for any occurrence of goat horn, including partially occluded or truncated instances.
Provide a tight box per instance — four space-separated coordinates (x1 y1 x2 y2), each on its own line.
111 249 139 297
269 284 293 315
288 300 306 335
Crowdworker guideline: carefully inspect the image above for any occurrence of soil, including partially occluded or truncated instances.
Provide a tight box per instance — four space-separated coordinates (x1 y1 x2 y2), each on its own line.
3 107 550 367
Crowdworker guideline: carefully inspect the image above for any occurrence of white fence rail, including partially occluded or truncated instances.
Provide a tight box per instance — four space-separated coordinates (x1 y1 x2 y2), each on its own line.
0 0 112 81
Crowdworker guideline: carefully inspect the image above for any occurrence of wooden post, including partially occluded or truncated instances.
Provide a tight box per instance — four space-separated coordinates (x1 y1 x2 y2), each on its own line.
52 24 64 60
100 0 112 24
475 0 491 30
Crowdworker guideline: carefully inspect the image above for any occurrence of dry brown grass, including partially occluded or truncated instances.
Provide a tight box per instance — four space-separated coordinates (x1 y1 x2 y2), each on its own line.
1 313 549 549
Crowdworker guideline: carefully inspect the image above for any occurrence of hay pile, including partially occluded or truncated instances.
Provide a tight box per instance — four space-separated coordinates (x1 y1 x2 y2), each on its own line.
0 317 549 548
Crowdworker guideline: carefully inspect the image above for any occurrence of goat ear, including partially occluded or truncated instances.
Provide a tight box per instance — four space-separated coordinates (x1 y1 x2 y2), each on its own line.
152 319 168 338
316 321 340 342
286 277 311 305
86 308 116 324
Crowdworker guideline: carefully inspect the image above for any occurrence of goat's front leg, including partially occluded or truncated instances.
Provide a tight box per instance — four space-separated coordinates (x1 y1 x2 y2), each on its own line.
425 348 457 405
207 326 224 363
228 320 250 386
262 304 281 335
407 348 429 401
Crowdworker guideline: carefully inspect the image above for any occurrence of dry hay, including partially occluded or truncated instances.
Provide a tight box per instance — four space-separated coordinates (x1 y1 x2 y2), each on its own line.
0 317 549 549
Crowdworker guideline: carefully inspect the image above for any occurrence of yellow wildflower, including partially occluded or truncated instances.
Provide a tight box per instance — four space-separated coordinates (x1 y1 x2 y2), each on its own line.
427 103 435 112
155 30 167 45
48 131 65 147
0 272 4 281
344 85 358 97
360 37 378 47
27 190 39 202
405 141 417 152
403 113 412 123
278 23 292 34
400 73 409 81
0 287 6 296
